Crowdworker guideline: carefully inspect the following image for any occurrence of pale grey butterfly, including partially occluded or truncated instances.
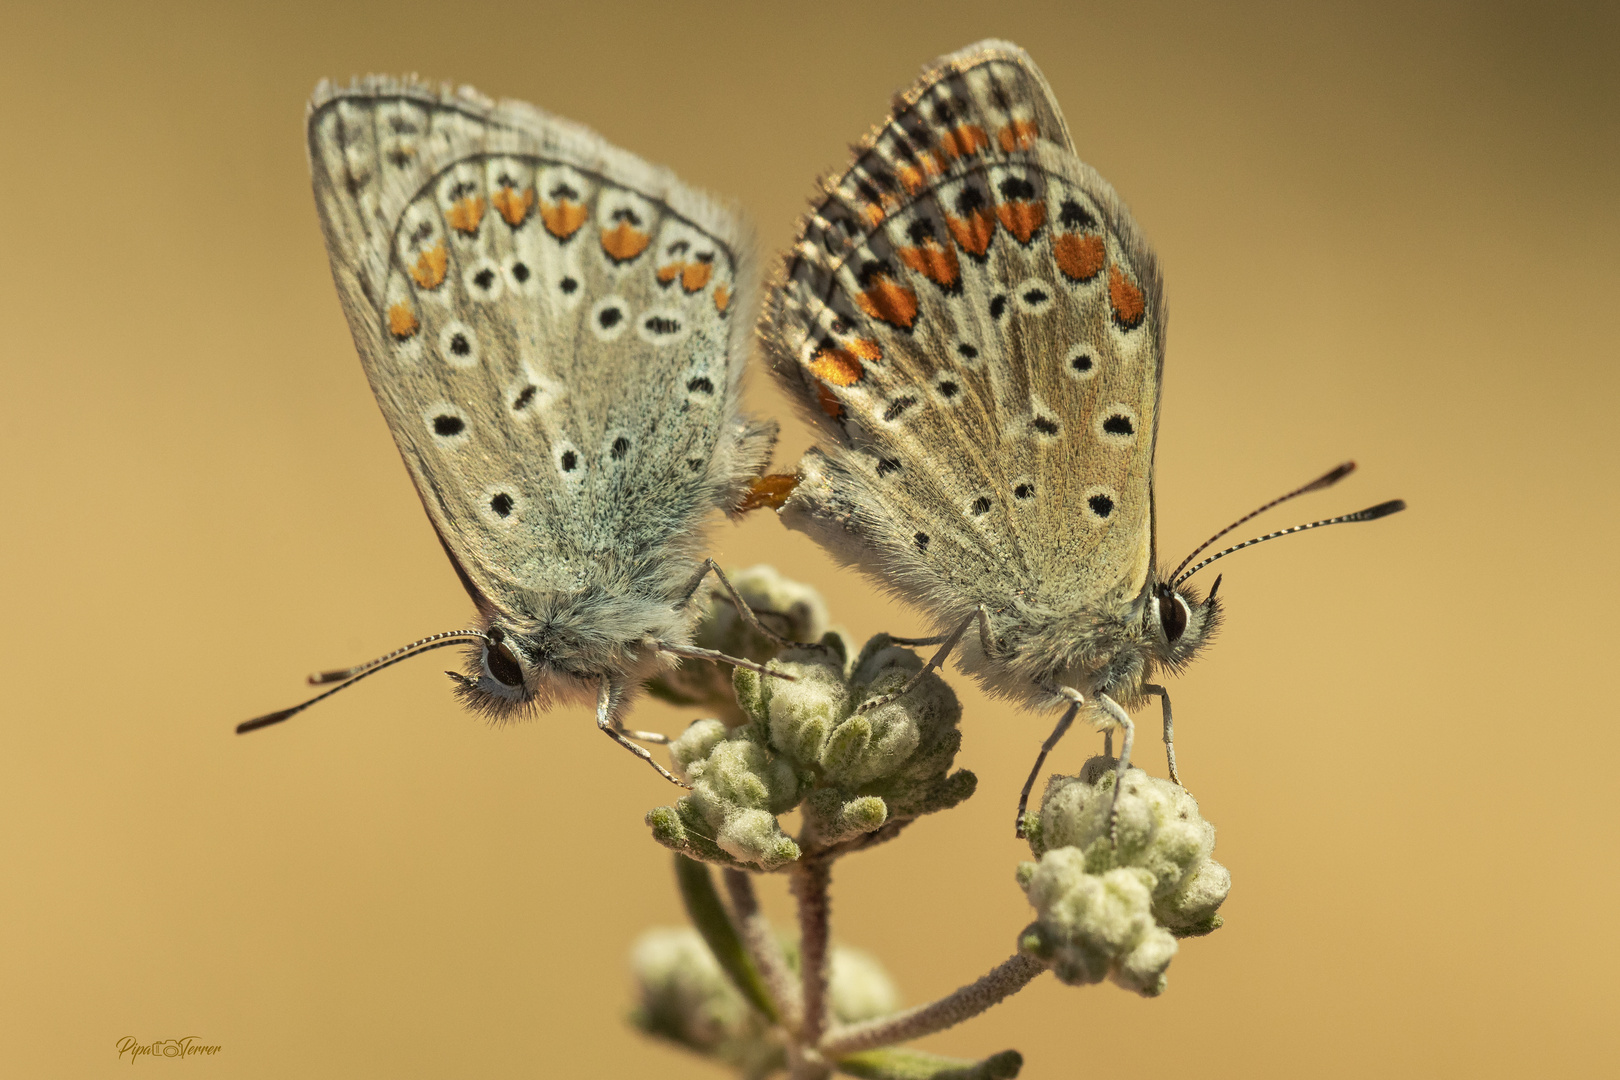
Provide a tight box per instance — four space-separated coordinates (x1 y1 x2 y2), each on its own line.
758 41 1405 833
239 77 792 785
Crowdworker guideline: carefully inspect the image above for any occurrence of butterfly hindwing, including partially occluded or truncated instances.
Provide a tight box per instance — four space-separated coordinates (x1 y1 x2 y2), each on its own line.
763 42 1165 647
307 78 772 624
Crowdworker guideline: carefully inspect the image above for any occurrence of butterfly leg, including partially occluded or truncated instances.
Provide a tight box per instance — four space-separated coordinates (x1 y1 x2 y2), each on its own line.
596 676 688 788
675 559 798 649
1142 683 1179 785
1097 693 1137 847
656 642 796 681
1014 690 1083 838
855 606 991 716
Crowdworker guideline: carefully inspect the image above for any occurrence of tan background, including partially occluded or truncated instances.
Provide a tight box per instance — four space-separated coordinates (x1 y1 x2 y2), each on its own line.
2 0 1615 1075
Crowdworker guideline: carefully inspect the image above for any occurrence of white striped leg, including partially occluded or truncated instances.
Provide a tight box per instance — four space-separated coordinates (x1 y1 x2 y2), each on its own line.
1142 682 1179 785
1096 693 1136 847
595 677 686 788
855 606 991 716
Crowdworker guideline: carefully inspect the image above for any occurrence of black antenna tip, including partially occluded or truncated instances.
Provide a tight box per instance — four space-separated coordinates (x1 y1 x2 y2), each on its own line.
1305 461 1357 491
237 707 298 735
308 668 356 685
1357 499 1407 521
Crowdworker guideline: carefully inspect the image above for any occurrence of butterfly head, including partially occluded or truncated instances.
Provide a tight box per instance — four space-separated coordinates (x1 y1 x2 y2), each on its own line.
1147 576 1222 675
456 625 537 709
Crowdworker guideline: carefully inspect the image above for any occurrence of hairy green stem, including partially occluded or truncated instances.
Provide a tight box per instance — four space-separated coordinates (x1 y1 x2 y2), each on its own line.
722 867 804 1032
819 953 1047 1058
791 856 834 1046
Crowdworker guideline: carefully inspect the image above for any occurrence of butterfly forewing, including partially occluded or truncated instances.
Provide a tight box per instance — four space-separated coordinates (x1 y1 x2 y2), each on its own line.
307 78 769 621
764 42 1166 632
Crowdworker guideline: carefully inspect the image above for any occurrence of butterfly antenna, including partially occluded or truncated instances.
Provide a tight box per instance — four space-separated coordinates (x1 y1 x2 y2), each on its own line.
236 631 488 734
1172 499 1406 587
1168 461 1357 583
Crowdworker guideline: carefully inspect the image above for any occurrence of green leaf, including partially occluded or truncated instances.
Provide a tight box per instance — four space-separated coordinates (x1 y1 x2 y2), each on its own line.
836 1047 1022 1080
672 854 779 1023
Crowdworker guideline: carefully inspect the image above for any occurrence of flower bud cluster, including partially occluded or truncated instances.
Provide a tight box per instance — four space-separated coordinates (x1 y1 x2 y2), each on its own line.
647 633 976 869
1017 757 1230 996
631 928 899 1078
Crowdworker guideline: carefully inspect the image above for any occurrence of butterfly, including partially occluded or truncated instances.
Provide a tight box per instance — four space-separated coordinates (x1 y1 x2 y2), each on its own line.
238 76 791 783
758 40 1405 832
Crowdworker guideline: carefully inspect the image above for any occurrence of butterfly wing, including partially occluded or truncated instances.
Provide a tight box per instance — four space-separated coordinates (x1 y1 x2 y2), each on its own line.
307 79 773 624
762 41 1165 679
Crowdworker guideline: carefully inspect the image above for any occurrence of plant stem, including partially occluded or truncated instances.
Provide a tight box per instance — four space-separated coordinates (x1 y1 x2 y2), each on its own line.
722 867 804 1032
818 953 1048 1058
790 855 834 1046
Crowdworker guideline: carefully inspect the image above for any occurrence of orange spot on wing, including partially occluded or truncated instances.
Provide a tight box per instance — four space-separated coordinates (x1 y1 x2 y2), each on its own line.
861 201 887 228
847 338 882 361
946 210 996 257
1108 266 1146 329
738 473 800 512
808 345 866 387
601 222 650 263
997 119 1039 152
896 152 943 194
995 201 1046 245
491 186 535 227
541 200 588 240
445 196 486 235
681 260 714 292
816 383 843 418
1054 233 1106 282
386 302 419 339
657 262 682 285
897 240 961 290
937 124 989 159
714 284 731 314
410 242 448 289
855 273 919 329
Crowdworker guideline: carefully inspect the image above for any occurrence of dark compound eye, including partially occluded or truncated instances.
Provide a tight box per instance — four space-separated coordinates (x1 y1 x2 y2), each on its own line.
1159 590 1189 644
484 627 525 687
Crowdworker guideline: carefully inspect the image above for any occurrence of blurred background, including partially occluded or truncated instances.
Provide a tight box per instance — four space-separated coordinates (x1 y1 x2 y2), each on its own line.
1 0 1615 1075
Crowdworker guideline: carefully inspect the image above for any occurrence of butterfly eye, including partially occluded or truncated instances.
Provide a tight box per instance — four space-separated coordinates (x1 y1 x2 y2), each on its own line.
1158 592 1190 644
484 627 525 688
